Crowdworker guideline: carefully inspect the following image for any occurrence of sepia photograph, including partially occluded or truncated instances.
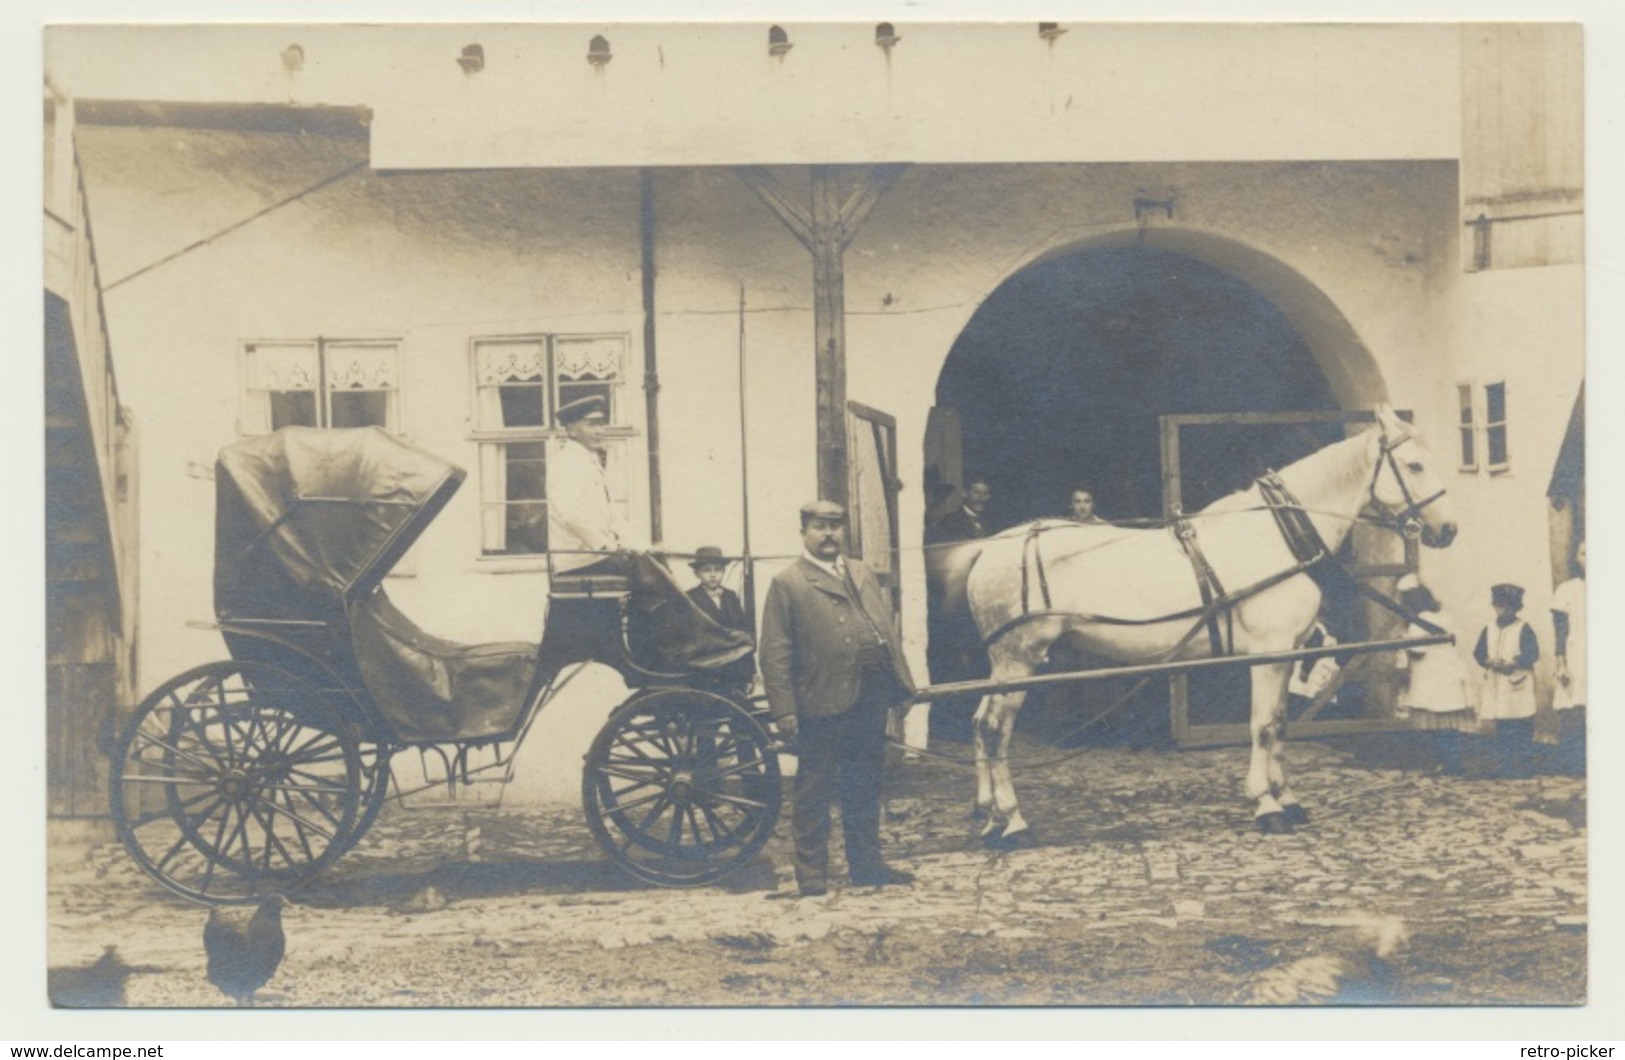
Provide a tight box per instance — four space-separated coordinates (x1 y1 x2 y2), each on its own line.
18 1 1623 1036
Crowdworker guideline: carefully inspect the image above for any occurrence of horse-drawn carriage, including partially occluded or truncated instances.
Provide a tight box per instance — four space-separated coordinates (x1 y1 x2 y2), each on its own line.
111 428 782 904
111 407 1458 904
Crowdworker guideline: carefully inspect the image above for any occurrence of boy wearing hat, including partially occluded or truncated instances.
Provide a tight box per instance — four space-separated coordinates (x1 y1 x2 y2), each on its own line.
1473 582 1540 778
548 395 751 671
686 547 749 632
687 547 755 691
760 500 917 896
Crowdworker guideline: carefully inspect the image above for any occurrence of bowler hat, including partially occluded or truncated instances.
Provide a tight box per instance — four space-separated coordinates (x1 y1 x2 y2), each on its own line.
689 546 729 570
557 395 608 425
1491 583 1525 610
800 499 848 526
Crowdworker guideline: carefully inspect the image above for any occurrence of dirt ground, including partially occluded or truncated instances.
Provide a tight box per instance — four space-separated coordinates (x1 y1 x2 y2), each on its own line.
47 733 1586 1008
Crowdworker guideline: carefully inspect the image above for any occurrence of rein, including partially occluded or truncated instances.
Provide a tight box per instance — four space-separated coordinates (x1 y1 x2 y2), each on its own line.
1368 431 1449 539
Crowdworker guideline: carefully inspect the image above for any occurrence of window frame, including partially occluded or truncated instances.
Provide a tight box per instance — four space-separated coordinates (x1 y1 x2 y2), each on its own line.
1455 380 1479 473
1483 377 1511 474
239 336 405 435
467 332 635 563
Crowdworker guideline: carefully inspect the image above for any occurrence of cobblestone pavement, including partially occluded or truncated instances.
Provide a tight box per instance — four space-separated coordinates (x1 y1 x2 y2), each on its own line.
48 736 1586 1007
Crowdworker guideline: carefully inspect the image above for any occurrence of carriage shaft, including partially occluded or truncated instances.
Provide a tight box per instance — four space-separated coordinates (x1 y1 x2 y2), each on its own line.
905 633 1453 705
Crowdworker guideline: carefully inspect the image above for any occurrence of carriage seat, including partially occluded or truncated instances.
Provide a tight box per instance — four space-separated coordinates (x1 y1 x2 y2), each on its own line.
348 587 537 742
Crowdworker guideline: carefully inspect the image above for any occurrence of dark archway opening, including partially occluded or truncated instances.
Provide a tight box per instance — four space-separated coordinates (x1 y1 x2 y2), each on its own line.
927 245 1347 746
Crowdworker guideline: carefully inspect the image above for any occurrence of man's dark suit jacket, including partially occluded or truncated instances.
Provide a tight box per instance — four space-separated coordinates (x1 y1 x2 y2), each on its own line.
686 584 749 632
760 556 915 724
926 506 987 545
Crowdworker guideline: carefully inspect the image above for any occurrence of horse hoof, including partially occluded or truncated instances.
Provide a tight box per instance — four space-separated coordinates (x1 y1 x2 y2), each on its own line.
1001 829 1038 850
1281 804 1310 826
1255 812 1294 835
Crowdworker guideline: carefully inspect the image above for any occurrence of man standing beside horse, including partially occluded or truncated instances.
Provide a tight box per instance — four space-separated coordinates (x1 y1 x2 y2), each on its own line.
761 500 917 896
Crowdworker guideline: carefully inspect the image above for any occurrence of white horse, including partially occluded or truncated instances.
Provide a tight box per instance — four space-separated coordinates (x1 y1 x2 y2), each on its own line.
955 405 1457 845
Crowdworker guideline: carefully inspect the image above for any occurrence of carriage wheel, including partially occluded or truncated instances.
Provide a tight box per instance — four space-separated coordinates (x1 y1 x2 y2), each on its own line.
582 688 783 887
110 661 364 904
334 742 395 857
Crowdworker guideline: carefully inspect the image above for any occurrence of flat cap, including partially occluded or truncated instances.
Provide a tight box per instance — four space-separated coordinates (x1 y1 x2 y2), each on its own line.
1491 582 1525 609
800 499 848 524
557 395 608 425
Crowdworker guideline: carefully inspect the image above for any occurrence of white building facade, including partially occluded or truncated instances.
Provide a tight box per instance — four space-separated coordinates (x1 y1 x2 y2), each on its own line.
47 22 1584 802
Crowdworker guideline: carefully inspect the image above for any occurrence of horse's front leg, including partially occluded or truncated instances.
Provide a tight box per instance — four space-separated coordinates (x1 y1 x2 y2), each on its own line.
1247 660 1295 834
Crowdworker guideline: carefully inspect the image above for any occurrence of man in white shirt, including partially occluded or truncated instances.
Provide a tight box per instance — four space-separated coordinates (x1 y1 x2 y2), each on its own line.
547 395 752 671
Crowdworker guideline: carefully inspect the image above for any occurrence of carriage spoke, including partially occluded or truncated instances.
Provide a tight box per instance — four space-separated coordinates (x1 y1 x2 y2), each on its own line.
707 758 766 782
259 795 338 844
609 794 673 853
258 779 352 796
663 800 686 853
291 791 343 835
684 803 717 853
247 796 298 870
120 773 218 788
704 790 770 812
595 763 666 786
131 730 219 776
278 785 320 865
124 787 220 831
692 798 740 845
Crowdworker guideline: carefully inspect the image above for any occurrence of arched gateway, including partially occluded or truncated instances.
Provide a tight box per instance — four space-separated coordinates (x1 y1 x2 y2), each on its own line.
922 234 1402 747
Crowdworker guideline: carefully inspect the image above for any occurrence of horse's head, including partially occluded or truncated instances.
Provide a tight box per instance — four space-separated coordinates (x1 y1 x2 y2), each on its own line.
1368 404 1457 548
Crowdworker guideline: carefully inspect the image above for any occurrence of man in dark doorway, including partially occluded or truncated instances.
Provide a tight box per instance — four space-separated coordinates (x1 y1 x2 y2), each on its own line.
927 477 993 544
925 477 994 744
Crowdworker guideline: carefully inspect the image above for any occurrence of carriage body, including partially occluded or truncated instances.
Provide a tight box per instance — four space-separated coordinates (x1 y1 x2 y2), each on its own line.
111 428 781 904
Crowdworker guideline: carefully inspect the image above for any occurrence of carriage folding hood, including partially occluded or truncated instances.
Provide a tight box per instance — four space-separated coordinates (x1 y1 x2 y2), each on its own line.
213 427 538 742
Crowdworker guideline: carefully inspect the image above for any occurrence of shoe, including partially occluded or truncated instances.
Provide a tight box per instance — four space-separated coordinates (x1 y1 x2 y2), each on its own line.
849 866 915 888
798 882 829 897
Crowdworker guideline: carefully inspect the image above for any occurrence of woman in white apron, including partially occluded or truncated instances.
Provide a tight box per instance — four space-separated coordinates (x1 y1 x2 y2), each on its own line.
1548 541 1586 775
1473 582 1539 779
1394 575 1475 775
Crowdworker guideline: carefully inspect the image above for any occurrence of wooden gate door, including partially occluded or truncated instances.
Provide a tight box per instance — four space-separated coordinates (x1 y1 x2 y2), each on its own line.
846 402 902 614
1159 410 1420 747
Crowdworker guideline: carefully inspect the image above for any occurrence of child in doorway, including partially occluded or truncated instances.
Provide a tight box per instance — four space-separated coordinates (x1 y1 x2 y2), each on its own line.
1394 574 1475 776
1473 582 1540 779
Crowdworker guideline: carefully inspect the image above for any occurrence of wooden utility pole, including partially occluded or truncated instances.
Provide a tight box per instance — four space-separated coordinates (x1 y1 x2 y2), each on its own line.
736 164 906 505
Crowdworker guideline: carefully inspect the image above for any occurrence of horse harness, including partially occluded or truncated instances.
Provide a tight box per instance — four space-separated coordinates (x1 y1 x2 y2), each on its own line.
990 447 1447 653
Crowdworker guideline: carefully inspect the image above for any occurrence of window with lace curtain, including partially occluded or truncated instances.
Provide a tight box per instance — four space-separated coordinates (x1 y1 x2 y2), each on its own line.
241 339 401 433
470 334 631 557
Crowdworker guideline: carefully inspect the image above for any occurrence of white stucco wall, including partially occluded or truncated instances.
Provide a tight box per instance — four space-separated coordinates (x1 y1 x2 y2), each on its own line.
77 119 1548 807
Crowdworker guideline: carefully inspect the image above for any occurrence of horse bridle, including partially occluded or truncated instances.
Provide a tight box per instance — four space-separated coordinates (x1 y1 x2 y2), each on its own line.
1370 429 1447 539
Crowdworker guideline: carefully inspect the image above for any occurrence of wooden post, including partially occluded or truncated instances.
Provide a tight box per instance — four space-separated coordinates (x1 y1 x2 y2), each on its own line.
811 166 847 504
737 164 906 506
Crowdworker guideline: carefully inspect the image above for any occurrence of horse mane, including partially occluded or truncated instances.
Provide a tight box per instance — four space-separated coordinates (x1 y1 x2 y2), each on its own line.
1201 425 1377 515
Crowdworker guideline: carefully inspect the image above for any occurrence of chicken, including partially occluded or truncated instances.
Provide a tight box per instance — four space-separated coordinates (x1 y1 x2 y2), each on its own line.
1245 915 1409 1006
204 896 287 1007
48 946 150 1008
